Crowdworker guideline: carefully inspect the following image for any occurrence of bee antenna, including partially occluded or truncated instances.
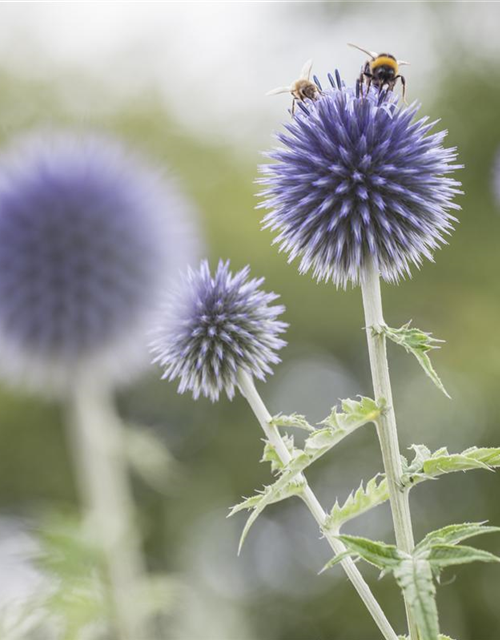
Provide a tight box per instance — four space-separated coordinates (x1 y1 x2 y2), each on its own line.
348 43 378 60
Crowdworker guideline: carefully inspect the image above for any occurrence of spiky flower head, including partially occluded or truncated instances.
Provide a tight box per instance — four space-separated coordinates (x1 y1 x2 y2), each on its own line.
151 260 287 402
259 79 462 287
0 131 196 395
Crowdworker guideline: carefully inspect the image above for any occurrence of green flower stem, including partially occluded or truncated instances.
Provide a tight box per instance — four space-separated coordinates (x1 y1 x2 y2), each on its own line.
237 369 399 640
66 377 148 640
361 256 418 640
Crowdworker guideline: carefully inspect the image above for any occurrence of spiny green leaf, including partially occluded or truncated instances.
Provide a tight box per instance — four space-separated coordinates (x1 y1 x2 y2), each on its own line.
423 451 491 477
235 480 304 555
416 522 500 553
257 397 381 488
32 516 112 638
319 550 357 574
228 492 267 515
381 322 449 398
321 396 384 430
325 475 389 531
426 544 500 570
402 444 432 477
261 435 295 473
230 452 309 554
16 515 178 639
228 478 302 517
402 446 500 488
460 446 500 466
33 516 104 581
323 444 500 527
303 396 381 461
336 535 404 571
269 413 314 432
394 558 440 640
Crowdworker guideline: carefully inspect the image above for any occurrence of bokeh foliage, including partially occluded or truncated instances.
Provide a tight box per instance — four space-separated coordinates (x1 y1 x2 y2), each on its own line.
0 29 499 640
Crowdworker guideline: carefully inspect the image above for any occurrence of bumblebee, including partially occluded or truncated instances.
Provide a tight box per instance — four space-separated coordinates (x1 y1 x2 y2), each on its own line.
348 43 409 102
267 59 321 115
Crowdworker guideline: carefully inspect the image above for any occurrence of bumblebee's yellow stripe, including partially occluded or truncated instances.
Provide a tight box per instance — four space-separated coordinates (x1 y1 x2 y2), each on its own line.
371 56 398 72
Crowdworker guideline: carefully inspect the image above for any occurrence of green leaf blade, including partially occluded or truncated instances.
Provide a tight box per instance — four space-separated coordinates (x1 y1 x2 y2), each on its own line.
319 550 357 574
336 535 404 571
230 451 310 554
303 396 381 461
426 544 500 570
326 475 389 531
261 435 295 473
416 522 500 552
322 396 384 431
382 323 449 398
403 446 500 490
269 413 314 432
394 559 440 640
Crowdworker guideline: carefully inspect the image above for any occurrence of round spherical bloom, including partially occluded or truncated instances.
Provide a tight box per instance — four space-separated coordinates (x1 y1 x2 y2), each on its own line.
258 81 462 287
0 131 197 395
150 260 287 402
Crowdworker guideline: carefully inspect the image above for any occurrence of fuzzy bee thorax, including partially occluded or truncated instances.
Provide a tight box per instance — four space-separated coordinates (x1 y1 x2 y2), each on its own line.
370 55 399 74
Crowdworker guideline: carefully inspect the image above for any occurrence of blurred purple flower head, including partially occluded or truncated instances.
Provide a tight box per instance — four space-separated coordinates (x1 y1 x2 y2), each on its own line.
0 131 197 395
259 82 462 287
151 260 287 402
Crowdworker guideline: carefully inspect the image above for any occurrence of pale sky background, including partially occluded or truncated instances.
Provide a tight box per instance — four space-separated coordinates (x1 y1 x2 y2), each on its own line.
0 2 498 146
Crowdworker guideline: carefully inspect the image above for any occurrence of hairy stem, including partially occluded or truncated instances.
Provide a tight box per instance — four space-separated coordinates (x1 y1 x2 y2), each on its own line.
237 369 399 640
361 256 419 640
66 377 148 640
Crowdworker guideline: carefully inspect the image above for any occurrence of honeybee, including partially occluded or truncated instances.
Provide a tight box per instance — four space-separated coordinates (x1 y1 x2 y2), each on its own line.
348 43 409 102
266 59 321 115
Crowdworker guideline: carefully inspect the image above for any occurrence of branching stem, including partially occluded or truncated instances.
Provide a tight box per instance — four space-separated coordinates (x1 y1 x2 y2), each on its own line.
237 369 399 640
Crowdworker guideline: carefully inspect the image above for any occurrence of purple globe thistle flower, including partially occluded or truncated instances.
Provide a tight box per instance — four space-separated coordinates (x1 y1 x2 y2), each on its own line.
258 82 462 287
0 131 197 395
150 260 287 402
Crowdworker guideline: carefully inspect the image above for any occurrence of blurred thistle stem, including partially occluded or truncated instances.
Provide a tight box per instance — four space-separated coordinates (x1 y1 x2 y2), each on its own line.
66 376 148 640
360 256 418 640
237 370 399 640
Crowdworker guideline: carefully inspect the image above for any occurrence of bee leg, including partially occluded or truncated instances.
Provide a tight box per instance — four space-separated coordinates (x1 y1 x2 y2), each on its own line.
399 75 407 104
291 97 297 116
362 72 373 98
357 71 364 97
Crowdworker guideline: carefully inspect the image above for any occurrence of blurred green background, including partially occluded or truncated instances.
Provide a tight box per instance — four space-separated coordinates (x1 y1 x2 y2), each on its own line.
0 3 499 639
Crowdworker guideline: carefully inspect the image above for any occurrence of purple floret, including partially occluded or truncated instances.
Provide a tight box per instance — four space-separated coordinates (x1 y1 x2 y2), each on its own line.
151 260 287 402
259 84 462 287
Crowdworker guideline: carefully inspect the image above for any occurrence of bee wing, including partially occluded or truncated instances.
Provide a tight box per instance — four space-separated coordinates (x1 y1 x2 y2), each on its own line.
397 60 410 66
300 59 314 80
266 86 292 96
348 43 378 60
